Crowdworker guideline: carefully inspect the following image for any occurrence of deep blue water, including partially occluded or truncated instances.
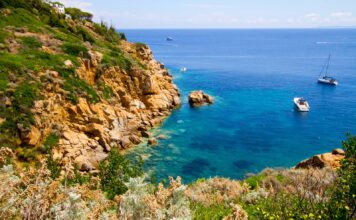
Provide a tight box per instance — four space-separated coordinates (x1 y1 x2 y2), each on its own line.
124 29 356 183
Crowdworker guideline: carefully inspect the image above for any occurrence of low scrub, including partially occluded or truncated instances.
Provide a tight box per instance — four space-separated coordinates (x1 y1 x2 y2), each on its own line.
99 150 143 200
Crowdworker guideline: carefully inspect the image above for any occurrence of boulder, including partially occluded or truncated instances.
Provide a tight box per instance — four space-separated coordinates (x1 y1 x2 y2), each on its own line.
148 137 158 146
332 148 345 156
188 90 214 106
64 60 73 67
296 150 345 169
25 126 41 146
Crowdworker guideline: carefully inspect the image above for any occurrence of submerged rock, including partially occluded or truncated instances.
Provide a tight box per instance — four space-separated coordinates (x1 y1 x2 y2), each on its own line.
296 148 345 169
148 137 158 146
188 90 214 106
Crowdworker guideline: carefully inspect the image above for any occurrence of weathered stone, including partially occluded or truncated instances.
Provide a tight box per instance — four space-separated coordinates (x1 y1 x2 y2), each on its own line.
25 126 41 146
332 148 345 155
129 135 141 145
188 90 214 106
296 150 345 169
141 131 150 138
148 137 158 146
120 136 132 149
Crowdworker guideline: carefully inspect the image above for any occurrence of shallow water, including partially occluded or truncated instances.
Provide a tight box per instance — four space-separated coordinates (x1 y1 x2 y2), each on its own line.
124 29 356 183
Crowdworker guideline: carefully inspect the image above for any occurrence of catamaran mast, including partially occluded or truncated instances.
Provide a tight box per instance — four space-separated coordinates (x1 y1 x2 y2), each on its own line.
325 54 331 77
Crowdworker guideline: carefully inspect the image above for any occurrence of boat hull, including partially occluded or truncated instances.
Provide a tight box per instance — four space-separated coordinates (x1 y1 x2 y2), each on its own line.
318 78 338 85
294 98 310 112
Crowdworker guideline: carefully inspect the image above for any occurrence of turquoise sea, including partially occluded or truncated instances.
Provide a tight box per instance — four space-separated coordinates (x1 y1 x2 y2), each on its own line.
124 29 356 183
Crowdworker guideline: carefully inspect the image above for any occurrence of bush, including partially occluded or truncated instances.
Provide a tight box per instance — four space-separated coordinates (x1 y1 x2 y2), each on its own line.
191 202 231 220
13 81 40 110
0 72 8 91
65 7 93 21
101 50 132 72
326 134 356 219
93 22 121 43
244 173 266 189
99 150 143 200
21 36 42 49
61 42 88 57
77 26 95 43
40 133 59 153
47 154 61 179
66 164 91 186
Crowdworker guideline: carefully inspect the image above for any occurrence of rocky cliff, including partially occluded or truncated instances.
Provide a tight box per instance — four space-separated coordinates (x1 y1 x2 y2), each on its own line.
37 42 180 171
0 3 180 171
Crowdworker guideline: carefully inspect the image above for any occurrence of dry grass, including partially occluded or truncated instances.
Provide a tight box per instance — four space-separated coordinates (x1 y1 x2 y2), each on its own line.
186 177 248 206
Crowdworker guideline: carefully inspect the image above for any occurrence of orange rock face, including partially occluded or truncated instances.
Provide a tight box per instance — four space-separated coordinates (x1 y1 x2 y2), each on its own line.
296 149 345 169
28 42 180 170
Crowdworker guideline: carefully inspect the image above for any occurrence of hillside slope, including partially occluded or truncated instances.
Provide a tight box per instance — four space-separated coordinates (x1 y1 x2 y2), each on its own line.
0 0 180 171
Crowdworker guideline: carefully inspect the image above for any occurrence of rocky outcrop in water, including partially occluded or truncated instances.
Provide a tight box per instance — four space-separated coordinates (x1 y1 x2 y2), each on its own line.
296 148 345 169
188 90 214 106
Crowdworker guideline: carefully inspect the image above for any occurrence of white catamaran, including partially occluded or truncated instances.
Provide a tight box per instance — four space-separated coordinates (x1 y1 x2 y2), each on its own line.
318 55 338 86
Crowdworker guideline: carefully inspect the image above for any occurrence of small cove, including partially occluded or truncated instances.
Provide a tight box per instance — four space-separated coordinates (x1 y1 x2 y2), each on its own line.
125 29 356 183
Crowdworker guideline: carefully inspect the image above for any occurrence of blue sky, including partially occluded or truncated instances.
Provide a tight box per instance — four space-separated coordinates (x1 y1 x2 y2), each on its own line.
58 0 356 29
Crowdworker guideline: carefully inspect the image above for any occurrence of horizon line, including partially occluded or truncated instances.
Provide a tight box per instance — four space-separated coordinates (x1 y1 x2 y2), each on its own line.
119 26 356 30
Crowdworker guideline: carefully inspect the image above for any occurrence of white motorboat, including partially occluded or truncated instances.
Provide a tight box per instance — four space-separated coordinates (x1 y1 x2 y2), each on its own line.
166 37 174 41
318 55 338 86
294 97 310 112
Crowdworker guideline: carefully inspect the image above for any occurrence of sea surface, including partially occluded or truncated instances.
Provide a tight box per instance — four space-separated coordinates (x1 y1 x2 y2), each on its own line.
124 29 356 183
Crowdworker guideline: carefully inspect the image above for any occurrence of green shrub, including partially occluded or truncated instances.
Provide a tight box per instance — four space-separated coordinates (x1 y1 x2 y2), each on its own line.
93 22 121 43
101 51 132 72
99 150 143 200
40 133 59 153
16 147 37 161
77 26 95 43
119 32 127 41
244 173 266 189
66 164 91 186
21 36 42 49
0 31 8 43
0 52 26 73
65 7 93 21
191 202 232 220
325 134 356 219
62 42 88 57
47 154 61 179
0 73 8 91
63 75 99 104
13 81 40 110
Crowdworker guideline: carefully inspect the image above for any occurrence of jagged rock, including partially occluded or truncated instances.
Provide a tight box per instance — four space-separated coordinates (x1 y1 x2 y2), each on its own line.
188 90 214 106
24 126 41 146
141 131 150 138
129 135 141 145
148 138 158 146
332 148 345 156
120 136 132 149
296 149 345 169
75 155 94 171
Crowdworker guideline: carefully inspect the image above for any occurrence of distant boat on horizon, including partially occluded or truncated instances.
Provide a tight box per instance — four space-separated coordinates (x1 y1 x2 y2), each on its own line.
318 55 338 86
180 67 187 72
166 37 174 41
